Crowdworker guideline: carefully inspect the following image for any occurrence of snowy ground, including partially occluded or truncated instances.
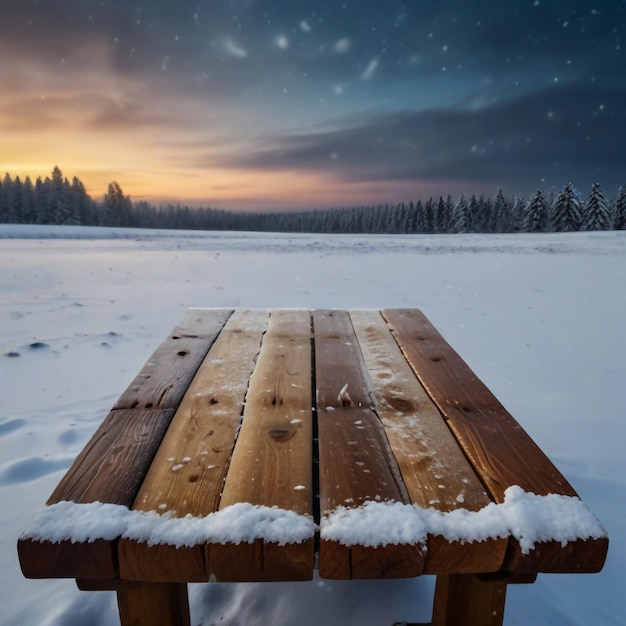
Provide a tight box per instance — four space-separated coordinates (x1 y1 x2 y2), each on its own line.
1 224 624 626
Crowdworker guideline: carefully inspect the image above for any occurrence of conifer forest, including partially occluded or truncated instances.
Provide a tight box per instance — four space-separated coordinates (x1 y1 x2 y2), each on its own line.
1 167 625 234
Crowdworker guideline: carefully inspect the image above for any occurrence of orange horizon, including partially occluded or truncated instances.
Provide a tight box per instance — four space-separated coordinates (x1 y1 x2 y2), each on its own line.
3 162 481 212
0 45 491 212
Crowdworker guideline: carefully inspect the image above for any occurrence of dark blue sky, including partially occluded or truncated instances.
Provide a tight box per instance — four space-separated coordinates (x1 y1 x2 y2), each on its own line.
1 0 625 209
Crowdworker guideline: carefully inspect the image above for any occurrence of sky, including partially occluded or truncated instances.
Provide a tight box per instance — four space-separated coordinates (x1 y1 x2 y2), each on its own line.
1 0 625 211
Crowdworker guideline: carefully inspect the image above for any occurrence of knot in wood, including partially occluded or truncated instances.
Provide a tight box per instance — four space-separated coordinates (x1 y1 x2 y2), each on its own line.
267 425 297 443
383 394 415 413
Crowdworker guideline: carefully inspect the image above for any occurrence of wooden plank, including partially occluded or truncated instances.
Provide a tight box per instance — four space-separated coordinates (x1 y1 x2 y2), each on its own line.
114 309 232 410
382 308 609 574
119 543 207 583
313 309 424 579
432 574 507 626
47 408 172 505
382 309 576 499
350 310 507 574
218 310 313 511
118 309 269 582
212 310 314 581
22 310 232 580
18 408 175 579
79 409 176 505
36 309 230 495
314 310 409 508
116 582 190 626
504 536 609 574
129 309 269 515
208 539 264 582
18 538 118 580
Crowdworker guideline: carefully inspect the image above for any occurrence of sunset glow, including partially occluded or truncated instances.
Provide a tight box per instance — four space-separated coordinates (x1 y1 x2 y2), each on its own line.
1 1 624 210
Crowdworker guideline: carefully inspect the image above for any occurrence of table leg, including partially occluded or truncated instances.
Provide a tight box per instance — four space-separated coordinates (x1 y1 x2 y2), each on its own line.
431 574 507 626
116 581 191 626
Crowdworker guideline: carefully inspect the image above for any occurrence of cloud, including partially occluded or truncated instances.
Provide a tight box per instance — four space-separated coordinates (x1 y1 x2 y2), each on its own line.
217 83 626 191
2 0 625 206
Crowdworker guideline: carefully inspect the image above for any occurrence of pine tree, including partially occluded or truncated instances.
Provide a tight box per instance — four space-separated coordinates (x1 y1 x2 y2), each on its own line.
493 188 513 233
8 176 23 223
581 183 612 231
552 183 582 232
433 196 454 233
49 166 66 224
483 195 495 232
509 197 526 232
445 195 455 232
471 194 492 232
410 201 423 233
103 181 132 227
468 195 481 233
522 190 549 233
422 198 435 233
0 173 12 222
34 176 51 223
401 201 413 233
453 194 471 233
71 177 94 225
46 167 79 225
613 186 626 230
411 200 424 233
0 174 22 223
20 176 36 223
391 203 402 233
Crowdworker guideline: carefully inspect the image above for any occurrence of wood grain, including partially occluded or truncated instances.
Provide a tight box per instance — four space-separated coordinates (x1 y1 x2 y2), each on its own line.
19 408 175 579
22 311 233 580
382 309 576 500
382 308 608 574
219 310 313 511
213 310 314 581
119 309 269 581
114 309 231 410
20 307 607 597
47 408 172 505
18 538 118 580
208 539 314 582
116 582 191 626
432 574 507 626
503 536 609 574
118 543 207 583
79 409 177 505
313 309 423 579
349 310 491 509
350 310 507 574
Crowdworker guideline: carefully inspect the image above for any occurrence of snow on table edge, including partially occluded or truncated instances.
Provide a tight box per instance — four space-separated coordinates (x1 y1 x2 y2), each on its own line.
22 486 607 554
321 486 607 554
23 502 317 548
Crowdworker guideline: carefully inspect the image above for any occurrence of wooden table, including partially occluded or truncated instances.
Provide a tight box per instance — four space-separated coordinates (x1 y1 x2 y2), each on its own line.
18 309 608 626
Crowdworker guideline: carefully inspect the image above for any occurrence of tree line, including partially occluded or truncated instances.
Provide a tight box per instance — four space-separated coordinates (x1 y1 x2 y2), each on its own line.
1 167 625 234
0 167 132 228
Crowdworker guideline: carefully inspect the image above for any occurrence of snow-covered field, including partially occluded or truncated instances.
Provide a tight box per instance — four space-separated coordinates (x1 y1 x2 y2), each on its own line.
1 224 624 626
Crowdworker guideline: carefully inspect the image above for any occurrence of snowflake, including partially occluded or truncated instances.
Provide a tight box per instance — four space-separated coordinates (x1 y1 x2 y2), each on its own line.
275 35 289 49
334 38 351 53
